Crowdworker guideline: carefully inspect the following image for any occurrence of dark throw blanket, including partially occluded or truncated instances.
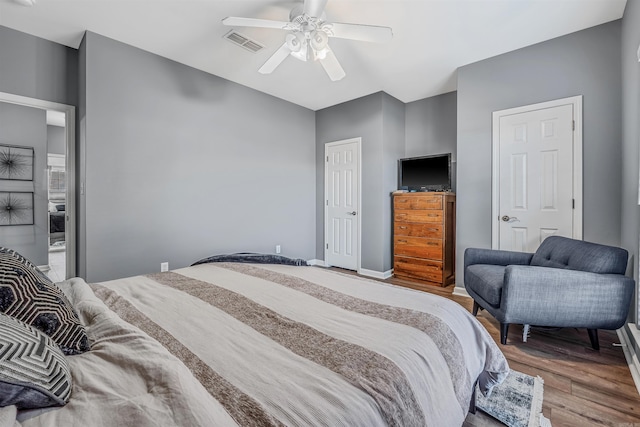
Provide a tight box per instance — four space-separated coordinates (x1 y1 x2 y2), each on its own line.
191 252 308 267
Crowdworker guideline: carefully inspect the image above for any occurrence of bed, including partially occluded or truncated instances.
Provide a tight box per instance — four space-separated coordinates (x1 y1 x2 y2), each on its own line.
48 202 65 246
3 255 509 427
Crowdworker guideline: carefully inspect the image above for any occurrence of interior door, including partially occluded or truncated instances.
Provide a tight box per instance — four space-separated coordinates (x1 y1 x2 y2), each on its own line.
325 139 360 270
496 102 577 252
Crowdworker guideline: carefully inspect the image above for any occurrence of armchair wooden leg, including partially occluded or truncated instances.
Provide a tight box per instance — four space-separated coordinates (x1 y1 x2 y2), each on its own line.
500 323 509 345
587 329 600 350
472 301 480 316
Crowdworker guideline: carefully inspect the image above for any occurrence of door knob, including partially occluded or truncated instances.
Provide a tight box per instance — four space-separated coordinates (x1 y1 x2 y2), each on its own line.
347 211 357 216
501 215 518 222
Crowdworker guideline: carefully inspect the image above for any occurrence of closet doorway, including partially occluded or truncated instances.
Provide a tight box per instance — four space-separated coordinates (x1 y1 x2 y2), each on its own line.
0 91 76 280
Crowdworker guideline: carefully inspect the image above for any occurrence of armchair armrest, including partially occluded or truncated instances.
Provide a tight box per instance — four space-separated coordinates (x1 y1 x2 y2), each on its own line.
501 265 635 329
464 247 534 271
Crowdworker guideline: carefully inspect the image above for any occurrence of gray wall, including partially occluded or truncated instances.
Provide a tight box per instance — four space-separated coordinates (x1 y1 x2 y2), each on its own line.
0 103 48 265
80 32 316 282
457 20 623 289
47 125 65 155
405 91 457 159
621 0 640 346
382 93 406 270
316 91 454 273
0 26 78 107
316 93 384 271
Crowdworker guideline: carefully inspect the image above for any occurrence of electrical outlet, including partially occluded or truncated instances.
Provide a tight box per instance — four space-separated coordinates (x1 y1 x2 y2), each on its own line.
275 245 281 254
160 262 169 272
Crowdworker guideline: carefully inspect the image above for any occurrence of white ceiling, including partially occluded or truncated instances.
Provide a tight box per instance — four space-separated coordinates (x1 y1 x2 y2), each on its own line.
0 0 627 111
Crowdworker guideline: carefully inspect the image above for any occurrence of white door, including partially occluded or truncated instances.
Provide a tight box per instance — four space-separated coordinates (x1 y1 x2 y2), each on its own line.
325 138 360 270
493 97 582 252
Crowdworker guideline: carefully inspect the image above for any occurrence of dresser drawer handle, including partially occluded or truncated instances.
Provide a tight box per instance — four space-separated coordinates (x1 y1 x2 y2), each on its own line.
397 239 408 243
427 242 439 246
399 226 407 229
428 214 438 217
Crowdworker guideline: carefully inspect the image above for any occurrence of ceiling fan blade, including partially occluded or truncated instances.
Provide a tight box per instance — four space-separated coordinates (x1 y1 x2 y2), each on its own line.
11 0 36 6
222 17 292 30
319 47 345 81
303 0 328 18
259 43 292 74
324 22 393 43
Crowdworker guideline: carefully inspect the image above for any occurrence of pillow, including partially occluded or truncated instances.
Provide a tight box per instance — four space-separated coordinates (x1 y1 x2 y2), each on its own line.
0 313 72 409
0 247 90 355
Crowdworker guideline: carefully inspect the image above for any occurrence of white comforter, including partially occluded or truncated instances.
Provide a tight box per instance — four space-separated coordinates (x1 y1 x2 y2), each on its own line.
16 264 509 427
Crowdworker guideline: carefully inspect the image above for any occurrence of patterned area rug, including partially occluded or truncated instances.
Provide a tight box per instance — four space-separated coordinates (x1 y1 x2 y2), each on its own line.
477 369 551 427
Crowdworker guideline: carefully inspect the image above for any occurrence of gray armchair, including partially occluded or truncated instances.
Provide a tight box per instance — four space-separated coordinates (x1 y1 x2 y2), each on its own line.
464 236 635 349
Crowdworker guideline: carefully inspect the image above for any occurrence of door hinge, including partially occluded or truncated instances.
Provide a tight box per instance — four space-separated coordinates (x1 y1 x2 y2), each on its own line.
572 120 575 131
326 243 328 249
572 199 575 209
326 156 329 162
326 200 328 206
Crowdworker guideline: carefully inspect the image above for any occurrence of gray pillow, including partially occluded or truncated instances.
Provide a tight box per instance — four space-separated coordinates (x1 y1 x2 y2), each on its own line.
0 313 72 409
0 247 90 355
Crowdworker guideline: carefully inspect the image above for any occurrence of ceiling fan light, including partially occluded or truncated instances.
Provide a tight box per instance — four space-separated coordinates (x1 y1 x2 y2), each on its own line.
291 47 308 62
310 30 329 51
285 33 303 52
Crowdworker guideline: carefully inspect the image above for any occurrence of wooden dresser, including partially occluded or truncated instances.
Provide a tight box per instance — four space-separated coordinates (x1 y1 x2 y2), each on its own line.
393 192 456 288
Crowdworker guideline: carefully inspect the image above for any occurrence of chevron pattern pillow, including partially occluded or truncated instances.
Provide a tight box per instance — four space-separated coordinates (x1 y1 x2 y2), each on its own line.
0 247 90 355
0 313 72 409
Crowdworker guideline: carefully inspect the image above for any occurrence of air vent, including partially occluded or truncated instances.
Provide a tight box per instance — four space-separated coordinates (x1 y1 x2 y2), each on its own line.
224 31 264 53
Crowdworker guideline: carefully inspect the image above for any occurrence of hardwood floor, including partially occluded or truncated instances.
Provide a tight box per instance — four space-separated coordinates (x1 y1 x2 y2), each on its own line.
331 268 640 426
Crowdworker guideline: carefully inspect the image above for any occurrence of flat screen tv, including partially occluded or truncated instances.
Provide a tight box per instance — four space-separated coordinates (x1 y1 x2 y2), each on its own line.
398 153 451 192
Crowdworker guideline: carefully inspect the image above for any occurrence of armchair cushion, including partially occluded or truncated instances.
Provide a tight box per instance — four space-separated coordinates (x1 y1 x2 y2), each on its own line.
502 266 634 329
465 265 506 307
530 236 628 274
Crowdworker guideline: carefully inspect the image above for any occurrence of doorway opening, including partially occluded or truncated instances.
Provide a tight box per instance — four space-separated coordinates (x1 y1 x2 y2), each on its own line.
46 111 67 281
0 91 76 280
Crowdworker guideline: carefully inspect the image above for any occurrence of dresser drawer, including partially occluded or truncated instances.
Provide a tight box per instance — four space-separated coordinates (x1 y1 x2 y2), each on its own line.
394 210 443 224
394 256 443 283
394 223 443 238
394 195 442 210
394 236 443 259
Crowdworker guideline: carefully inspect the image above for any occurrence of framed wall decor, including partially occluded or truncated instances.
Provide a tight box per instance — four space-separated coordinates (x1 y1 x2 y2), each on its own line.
0 144 34 181
0 191 34 225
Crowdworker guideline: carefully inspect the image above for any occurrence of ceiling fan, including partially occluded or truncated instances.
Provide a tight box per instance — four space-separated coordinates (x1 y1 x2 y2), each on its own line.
222 0 393 81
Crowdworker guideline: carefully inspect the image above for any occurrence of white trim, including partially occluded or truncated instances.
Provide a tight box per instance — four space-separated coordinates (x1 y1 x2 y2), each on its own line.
324 137 362 272
0 91 76 278
307 259 327 267
491 96 583 249
618 325 640 396
453 286 471 298
359 268 393 280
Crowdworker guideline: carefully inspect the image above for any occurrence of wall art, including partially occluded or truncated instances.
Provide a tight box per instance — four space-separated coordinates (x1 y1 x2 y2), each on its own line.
0 144 34 181
0 192 34 225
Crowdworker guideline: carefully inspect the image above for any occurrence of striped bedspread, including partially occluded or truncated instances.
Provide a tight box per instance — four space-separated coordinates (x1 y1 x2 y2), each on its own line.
17 263 509 427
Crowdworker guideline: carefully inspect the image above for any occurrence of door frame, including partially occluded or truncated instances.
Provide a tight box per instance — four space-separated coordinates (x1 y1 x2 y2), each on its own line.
491 95 583 249
324 137 362 272
0 91 77 278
